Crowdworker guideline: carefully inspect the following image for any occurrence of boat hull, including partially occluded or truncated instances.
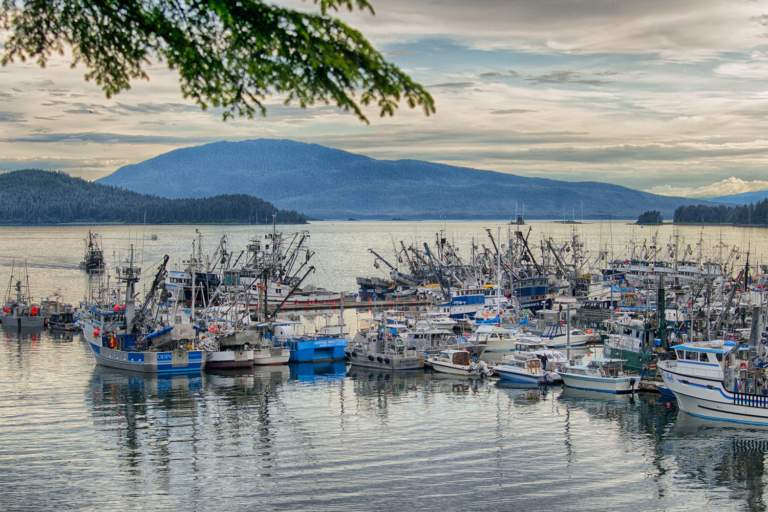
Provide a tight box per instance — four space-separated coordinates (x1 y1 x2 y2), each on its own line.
659 363 768 426
430 360 477 376
0 315 45 329
559 373 638 394
289 337 347 362
496 367 542 384
86 340 206 374
253 348 290 365
205 349 254 370
348 351 425 370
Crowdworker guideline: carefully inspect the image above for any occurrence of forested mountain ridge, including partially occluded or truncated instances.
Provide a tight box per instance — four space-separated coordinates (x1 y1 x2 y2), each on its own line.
98 139 714 220
0 170 307 225
674 199 768 226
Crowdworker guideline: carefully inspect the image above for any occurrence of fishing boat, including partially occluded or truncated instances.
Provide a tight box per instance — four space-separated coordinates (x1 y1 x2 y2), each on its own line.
657 338 768 426
470 324 518 362
198 329 255 370
0 263 45 329
267 322 347 362
347 319 424 370
428 349 492 377
421 310 456 330
48 311 77 331
80 250 206 374
250 323 291 365
519 323 595 349
495 353 545 384
401 326 476 358
559 358 639 394
79 231 105 271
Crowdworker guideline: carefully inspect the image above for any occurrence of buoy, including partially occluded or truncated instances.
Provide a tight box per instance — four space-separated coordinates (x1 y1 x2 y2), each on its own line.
93 328 100 336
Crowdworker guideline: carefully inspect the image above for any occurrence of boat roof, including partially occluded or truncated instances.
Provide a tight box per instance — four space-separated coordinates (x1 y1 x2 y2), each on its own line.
673 340 737 354
252 321 303 327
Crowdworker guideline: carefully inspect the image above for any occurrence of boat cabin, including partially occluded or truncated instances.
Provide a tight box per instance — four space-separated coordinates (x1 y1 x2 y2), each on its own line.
436 350 471 367
504 355 542 374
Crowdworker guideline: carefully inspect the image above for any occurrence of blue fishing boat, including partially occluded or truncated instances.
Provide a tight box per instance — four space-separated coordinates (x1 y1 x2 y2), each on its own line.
270 322 347 362
81 249 205 374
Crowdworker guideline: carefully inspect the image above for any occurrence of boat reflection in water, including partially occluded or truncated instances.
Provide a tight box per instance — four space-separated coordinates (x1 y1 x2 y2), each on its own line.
289 361 347 383
663 413 768 509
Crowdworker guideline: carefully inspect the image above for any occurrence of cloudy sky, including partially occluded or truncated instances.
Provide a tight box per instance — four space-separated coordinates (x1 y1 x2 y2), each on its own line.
3 0 768 198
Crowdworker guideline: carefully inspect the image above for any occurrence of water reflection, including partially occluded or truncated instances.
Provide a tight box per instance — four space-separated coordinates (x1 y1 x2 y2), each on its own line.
289 361 347 383
665 414 768 511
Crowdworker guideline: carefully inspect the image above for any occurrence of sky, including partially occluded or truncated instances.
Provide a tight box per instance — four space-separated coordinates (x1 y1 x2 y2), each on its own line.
3 0 768 198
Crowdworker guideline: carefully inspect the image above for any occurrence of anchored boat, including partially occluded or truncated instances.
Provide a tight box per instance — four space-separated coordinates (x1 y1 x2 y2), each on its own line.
559 358 638 394
80 249 205 374
658 338 768 426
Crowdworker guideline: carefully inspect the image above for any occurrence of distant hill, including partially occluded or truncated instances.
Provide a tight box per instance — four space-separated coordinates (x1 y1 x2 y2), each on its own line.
0 170 306 225
98 139 713 220
707 190 768 205
675 198 768 226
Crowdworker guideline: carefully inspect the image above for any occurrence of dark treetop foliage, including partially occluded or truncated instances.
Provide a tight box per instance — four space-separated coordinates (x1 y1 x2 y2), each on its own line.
674 199 768 226
0 170 307 224
636 210 663 225
1 0 434 122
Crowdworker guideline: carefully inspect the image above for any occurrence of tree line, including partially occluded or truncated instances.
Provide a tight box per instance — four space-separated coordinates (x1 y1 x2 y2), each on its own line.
673 199 768 226
0 170 307 225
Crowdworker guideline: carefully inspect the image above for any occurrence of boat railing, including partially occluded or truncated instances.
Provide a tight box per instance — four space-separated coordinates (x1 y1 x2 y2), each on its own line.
733 392 768 408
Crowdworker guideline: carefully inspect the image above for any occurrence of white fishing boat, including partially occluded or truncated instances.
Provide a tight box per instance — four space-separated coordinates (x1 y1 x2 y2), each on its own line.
470 324 518 362
658 339 768 426
428 349 492 377
559 358 639 394
198 329 255 369
422 310 456 330
495 353 545 384
519 323 594 349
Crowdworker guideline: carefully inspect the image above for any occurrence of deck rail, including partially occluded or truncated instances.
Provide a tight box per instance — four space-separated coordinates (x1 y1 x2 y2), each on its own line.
733 392 768 408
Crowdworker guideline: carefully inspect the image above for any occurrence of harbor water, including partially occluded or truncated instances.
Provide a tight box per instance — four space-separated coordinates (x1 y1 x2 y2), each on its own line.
1 221 768 511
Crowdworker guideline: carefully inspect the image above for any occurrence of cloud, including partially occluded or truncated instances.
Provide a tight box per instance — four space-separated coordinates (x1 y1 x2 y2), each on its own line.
0 156 129 172
0 111 25 122
490 109 537 115
2 132 219 145
644 177 768 198
526 71 610 86
714 61 768 79
115 102 201 114
427 82 475 88
479 72 503 78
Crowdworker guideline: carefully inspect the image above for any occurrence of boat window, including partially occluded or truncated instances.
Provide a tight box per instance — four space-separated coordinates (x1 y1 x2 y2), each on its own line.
675 350 683 359
685 351 697 361
699 353 709 362
716 353 723 362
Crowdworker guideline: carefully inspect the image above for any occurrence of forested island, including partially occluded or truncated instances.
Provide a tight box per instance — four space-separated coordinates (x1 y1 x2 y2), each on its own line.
674 199 768 226
636 210 663 225
0 170 307 225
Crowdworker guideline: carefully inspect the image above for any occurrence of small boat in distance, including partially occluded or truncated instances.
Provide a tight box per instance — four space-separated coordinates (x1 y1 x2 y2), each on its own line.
79 231 105 272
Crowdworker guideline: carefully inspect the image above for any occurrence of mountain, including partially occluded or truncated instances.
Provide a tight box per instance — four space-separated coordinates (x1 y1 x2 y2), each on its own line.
0 170 306 225
706 190 768 205
98 139 712 220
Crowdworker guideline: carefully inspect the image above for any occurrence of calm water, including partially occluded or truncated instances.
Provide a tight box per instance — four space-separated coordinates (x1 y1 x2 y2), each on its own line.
1 221 768 511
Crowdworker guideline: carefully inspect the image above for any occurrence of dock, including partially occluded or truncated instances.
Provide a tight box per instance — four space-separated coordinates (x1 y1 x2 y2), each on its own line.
270 297 434 312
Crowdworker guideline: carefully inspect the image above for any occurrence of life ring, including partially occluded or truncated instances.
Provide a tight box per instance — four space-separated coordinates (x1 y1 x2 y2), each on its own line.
740 362 748 370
